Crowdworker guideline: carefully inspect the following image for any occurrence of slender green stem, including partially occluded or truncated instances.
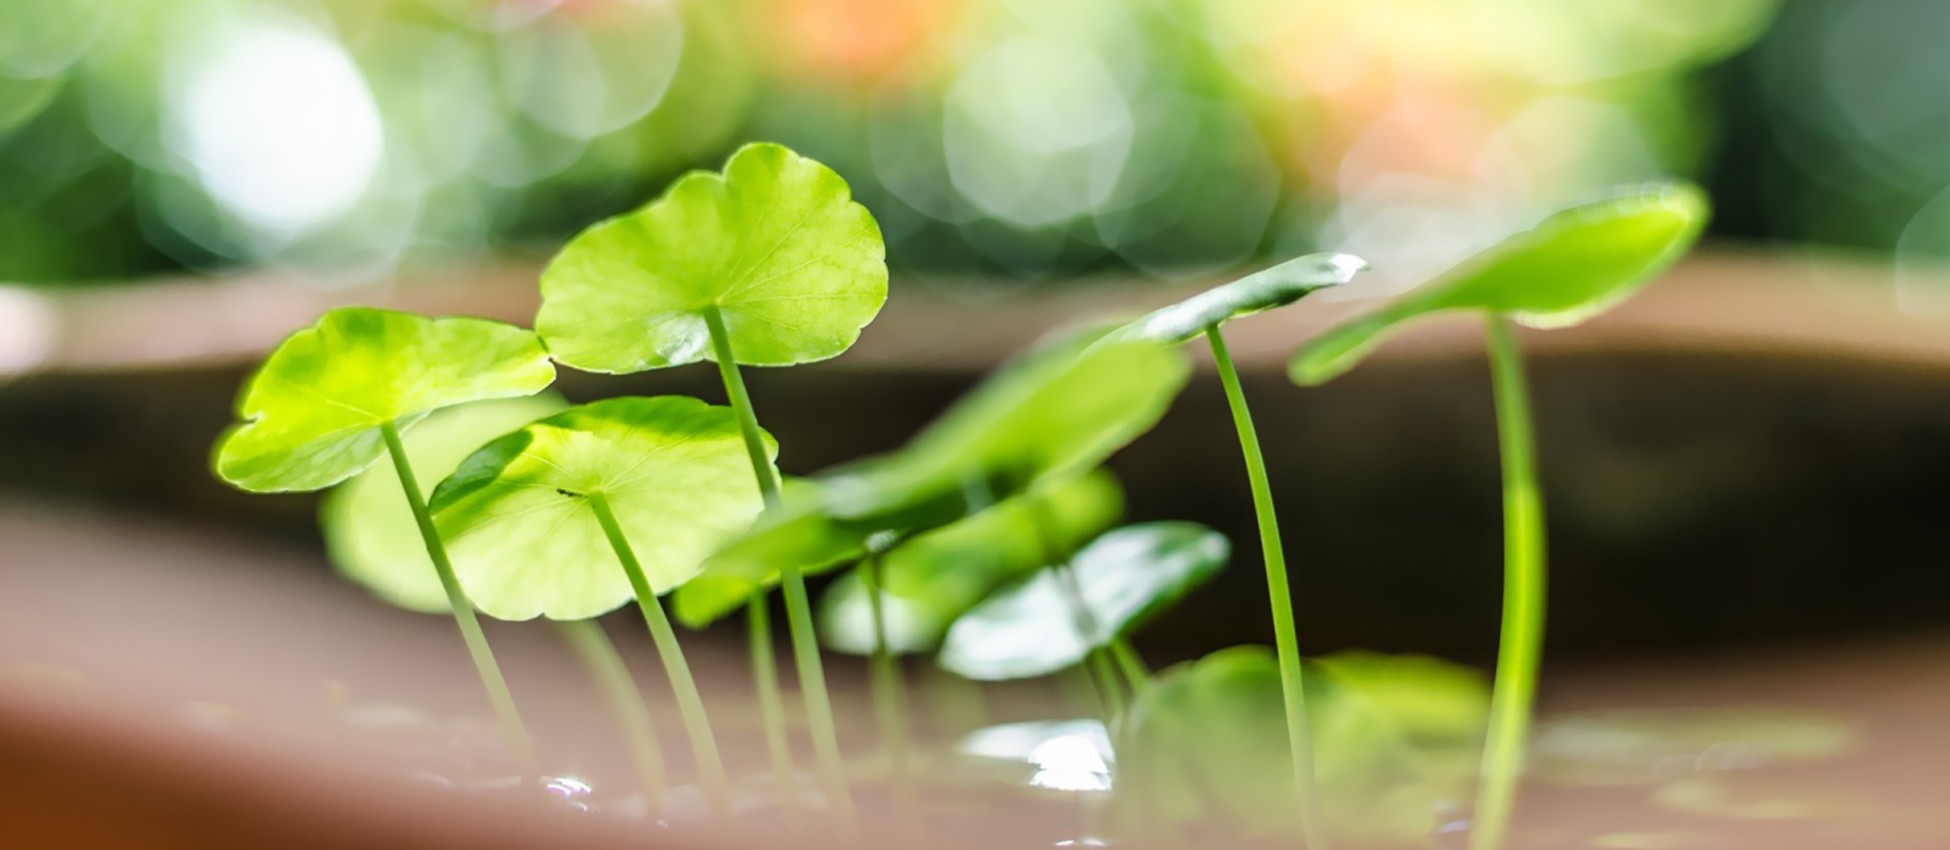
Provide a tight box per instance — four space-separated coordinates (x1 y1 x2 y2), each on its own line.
859 555 913 774
1205 324 1327 849
1088 649 1128 724
1109 638 1150 692
558 620 667 813
379 421 534 781
747 595 800 817
861 555 924 838
702 307 856 826
587 492 730 811
1470 315 1547 850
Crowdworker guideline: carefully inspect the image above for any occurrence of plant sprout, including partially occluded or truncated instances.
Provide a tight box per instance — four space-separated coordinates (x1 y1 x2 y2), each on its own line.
213 306 555 777
1289 183 1710 850
1119 250 1369 847
672 327 1189 628
536 142 887 819
427 395 773 810
936 521 1228 684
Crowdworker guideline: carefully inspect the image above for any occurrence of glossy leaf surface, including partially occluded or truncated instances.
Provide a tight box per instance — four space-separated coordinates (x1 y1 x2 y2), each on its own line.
1118 253 1367 343
1290 183 1709 385
937 521 1227 681
215 307 555 493
814 472 1125 655
429 396 770 620
536 142 886 372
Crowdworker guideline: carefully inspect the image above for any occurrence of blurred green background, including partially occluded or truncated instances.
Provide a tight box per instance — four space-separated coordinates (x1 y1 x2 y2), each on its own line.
0 0 1816 298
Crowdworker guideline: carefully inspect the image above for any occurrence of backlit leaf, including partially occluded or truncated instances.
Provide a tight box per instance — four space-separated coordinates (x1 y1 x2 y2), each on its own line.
214 307 555 493
429 396 770 621
536 142 887 372
1289 183 1709 386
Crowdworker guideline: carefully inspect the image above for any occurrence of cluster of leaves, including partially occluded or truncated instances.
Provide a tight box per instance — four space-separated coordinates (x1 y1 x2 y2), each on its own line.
213 139 1714 849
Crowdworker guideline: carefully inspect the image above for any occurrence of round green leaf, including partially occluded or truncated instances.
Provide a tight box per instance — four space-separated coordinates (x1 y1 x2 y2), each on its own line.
1289 182 1709 386
814 471 1125 655
320 395 569 614
937 521 1228 681
672 329 1187 626
1118 646 1488 844
1118 253 1368 343
428 396 771 621
214 307 556 493
536 142 887 372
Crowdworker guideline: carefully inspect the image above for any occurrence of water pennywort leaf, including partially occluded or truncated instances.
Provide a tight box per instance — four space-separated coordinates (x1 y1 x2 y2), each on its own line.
214 307 556 493
1289 182 1710 386
816 471 1126 655
936 521 1228 681
536 142 887 373
321 395 569 613
1118 252 1367 344
671 330 1187 627
428 396 771 621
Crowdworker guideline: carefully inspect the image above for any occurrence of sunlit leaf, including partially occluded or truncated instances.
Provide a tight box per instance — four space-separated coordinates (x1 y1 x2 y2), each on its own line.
1116 253 1367 343
428 396 770 621
1118 646 1488 844
937 521 1227 681
536 142 887 372
815 472 1125 655
1289 183 1709 386
671 330 1187 626
321 395 568 614
214 307 556 493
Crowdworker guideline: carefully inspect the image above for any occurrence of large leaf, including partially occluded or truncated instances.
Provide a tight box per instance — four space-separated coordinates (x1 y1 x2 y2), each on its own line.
814 471 1126 655
321 395 569 613
672 329 1187 626
536 142 887 372
1117 253 1368 344
215 308 556 493
1118 646 1488 845
428 396 770 621
937 521 1228 681
1289 182 1709 386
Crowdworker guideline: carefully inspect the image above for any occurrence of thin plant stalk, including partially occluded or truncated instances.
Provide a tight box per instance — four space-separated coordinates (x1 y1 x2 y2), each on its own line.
1203 325 1328 850
1470 316 1547 850
861 553 924 837
1109 638 1149 691
859 554 913 774
558 619 668 813
587 492 731 811
379 421 534 781
702 307 856 825
747 594 800 817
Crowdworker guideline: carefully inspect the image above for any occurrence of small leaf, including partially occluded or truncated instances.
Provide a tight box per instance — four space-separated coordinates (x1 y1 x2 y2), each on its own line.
215 307 556 493
672 329 1187 626
321 395 569 613
1117 253 1368 343
536 142 887 372
815 472 1125 655
1289 182 1709 386
1118 646 1489 843
937 521 1228 681
428 396 770 621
